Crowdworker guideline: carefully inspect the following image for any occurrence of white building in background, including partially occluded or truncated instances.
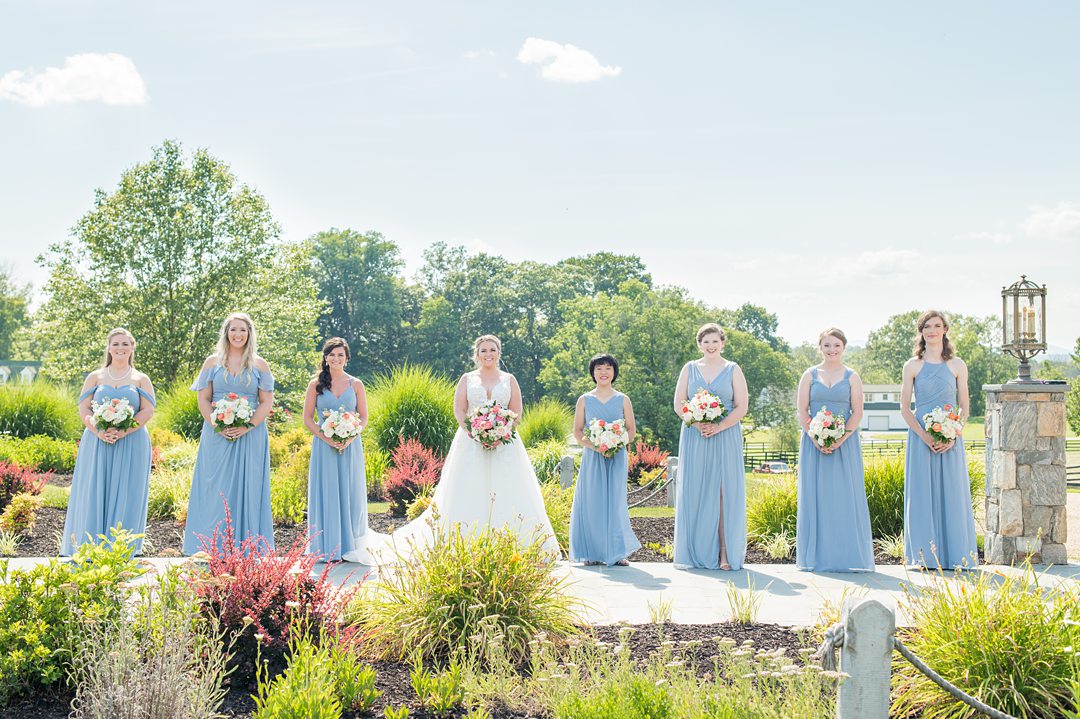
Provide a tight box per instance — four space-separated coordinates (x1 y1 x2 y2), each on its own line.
860 383 905 431
0 361 41 385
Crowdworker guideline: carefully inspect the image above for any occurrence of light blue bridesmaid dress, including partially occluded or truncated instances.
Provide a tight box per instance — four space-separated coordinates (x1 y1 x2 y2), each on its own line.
568 392 641 565
673 362 747 570
796 369 874 572
904 360 978 569
182 365 275 555
307 383 368 561
61 384 154 555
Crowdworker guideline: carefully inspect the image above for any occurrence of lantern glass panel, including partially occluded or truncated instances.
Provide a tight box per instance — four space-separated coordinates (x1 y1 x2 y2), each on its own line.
1004 297 1016 346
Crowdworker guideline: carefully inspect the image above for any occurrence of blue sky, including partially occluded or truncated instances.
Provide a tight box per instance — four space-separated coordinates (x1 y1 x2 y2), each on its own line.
2 1 1079 349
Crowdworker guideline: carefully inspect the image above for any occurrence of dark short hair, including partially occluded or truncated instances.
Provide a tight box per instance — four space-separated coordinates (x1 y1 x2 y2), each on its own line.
588 353 619 383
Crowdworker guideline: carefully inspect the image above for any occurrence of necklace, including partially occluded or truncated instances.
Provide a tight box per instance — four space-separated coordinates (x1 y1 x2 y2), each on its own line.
107 364 132 382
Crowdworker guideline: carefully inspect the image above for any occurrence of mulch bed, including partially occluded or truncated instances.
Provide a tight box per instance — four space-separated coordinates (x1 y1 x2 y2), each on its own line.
4 622 806 719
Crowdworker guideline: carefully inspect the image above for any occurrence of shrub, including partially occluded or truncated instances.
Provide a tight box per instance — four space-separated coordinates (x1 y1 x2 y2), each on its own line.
406 489 433 521
154 381 204 440
188 511 358 681
0 527 142 703
265 403 295 435
383 438 443 517
541 481 574 552
364 437 390 500
745 477 797 542
0 435 78 473
253 632 342 719
366 365 457 458
146 467 191 522
627 439 669 486
863 456 905 538
527 438 567 484
0 530 19 557
759 530 794 560
411 660 465 717
155 439 199 472
147 425 184 451
0 382 81 440
518 397 573 449
69 573 232 719
351 522 583 663
0 460 49 512
555 673 673 719
41 484 69 510
269 427 309 469
892 563 1080 718
270 446 310 526
0 492 44 535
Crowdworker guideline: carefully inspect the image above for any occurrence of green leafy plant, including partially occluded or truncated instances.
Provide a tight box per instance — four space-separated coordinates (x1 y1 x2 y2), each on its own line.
0 527 143 703
746 477 797 542
154 381 204 440
268 427 309 469
518 397 573 449
0 492 44 534
406 488 433 521
0 435 78 473
411 660 465 717
366 365 457 458
556 672 674 719
146 467 192 522
527 438 568 484
364 438 390 500
147 425 184 451
328 641 382 713
155 439 199 472
862 456 906 538
759 530 794 560
383 706 409 719
351 521 583 663
270 444 310 526
0 529 19 556
643 541 673 560
253 632 342 719
892 563 1080 718
647 594 673 625
875 532 905 560
541 481 574 552
41 484 69 510
0 383 81 440
725 578 767 625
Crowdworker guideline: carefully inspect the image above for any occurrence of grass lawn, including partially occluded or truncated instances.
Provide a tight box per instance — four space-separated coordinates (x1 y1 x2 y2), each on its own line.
368 500 390 515
629 506 675 518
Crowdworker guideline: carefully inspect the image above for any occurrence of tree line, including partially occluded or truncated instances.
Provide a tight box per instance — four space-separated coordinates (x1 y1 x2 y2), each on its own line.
2 141 1077 449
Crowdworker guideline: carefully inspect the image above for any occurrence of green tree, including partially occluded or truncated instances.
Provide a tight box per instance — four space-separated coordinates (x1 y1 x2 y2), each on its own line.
0 269 30 359
863 310 922 383
306 228 407 376
728 302 789 353
556 252 653 295
33 140 321 402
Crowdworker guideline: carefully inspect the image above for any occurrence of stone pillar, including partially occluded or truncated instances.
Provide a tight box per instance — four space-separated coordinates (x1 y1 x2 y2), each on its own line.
836 598 895 719
983 383 1069 565
558 455 575 489
665 456 679 508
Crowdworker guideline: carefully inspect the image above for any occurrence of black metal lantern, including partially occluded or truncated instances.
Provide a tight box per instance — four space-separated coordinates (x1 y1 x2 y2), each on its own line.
1001 275 1047 382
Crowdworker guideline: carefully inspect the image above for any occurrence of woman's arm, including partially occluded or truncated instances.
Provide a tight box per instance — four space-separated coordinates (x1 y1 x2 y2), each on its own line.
572 395 590 449
796 370 812 431
508 374 524 417
672 363 690 416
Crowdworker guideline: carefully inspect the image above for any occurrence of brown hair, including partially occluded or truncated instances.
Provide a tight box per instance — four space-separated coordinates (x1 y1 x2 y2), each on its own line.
696 323 727 344
818 327 847 347
472 334 502 368
316 337 350 396
913 310 954 360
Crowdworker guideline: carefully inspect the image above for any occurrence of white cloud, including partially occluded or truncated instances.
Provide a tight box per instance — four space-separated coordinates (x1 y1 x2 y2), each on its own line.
960 231 1013 246
852 248 920 276
516 38 621 83
1022 202 1080 241
462 49 495 60
0 53 147 107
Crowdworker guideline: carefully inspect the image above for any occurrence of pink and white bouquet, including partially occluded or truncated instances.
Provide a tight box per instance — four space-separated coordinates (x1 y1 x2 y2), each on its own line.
807 406 845 449
923 404 963 444
91 396 138 431
680 388 728 425
212 392 255 437
587 417 630 458
468 401 518 450
320 407 363 453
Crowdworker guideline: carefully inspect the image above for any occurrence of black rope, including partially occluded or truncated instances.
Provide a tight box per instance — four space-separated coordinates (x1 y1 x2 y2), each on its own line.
892 638 1018 719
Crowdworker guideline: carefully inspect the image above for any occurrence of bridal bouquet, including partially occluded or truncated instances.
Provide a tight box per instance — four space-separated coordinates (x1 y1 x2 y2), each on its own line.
587 417 630 458
807 406 845 449
468 401 518 450
923 404 963 444
680 388 728 425
91 396 139 431
212 392 255 437
320 407 363 453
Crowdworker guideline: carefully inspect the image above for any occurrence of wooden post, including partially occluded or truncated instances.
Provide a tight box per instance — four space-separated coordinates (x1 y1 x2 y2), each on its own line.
837 598 894 719
558 456 575 489
666 456 678 508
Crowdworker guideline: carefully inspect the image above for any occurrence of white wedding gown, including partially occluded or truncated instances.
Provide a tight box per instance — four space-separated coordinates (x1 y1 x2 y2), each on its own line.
343 373 560 564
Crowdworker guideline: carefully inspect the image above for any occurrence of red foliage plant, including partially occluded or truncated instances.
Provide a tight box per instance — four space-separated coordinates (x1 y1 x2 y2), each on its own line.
627 440 669 484
0 460 51 512
383 437 443 516
187 504 364 679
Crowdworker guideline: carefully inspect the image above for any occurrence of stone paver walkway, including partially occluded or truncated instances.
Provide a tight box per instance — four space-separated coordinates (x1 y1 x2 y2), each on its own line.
8 557 1077 628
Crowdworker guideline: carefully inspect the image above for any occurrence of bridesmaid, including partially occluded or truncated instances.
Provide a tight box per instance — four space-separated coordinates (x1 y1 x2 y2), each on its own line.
182 313 275 555
303 338 369 561
569 353 641 566
62 328 155 555
901 310 978 569
672 323 748 570
795 328 874 572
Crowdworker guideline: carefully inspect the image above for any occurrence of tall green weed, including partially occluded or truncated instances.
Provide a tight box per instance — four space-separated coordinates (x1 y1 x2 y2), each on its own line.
366 366 457 458
518 397 573 449
154 381 204 440
0 383 81 440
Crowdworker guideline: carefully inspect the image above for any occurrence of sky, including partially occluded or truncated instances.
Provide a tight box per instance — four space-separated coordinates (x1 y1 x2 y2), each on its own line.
2 1 1079 350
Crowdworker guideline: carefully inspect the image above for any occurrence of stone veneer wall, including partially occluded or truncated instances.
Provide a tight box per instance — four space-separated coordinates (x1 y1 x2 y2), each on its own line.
982 383 1069 565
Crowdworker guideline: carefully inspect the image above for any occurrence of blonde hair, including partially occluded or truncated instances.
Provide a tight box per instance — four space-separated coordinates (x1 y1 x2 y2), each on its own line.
472 334 502 368
101 328 136 368
696 323 726 343
214 312 259 377
818 327 847 347
914 310 954 360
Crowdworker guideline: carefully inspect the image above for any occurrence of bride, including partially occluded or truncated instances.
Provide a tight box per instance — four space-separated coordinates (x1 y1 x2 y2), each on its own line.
344 334 560 564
